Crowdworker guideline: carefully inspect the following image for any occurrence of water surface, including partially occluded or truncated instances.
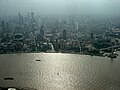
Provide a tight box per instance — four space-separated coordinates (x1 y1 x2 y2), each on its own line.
0 53 120 90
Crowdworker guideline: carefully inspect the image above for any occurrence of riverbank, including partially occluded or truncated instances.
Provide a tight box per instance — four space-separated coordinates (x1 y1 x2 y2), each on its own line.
0 50 118 58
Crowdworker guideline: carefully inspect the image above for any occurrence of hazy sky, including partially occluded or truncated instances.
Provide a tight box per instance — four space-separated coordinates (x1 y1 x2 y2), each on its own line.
0 0 120 16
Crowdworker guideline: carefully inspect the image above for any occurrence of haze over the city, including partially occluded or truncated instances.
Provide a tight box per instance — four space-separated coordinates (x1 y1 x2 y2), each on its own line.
0 0 120 16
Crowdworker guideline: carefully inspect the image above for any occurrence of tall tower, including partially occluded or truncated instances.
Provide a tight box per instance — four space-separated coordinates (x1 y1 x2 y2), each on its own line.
18 12 21 24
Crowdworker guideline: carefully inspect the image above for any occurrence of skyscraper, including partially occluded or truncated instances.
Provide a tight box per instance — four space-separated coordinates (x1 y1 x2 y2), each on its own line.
27 12 30 22
30 12 36 33
1 21 5 32
90 33 94 39
6 22 9 31
31 12 35 23
31 12 34 18
74 21 79 31
40 25 44 37
18 12 24 25
63 29 67 40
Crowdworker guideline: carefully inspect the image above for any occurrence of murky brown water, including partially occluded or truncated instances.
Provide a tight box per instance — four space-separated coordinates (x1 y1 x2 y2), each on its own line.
0 53 120 90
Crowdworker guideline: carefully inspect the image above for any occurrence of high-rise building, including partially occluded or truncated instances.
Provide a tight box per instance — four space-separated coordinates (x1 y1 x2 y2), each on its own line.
1 21 5 32
31 12 34 18
90 33 94 39
60 39 65 50
30 12 36 33
6 22 9 31
74 21 79 31
15 25 23 33
31 12 35 23
18 12 24 25
40 25 44 37
63 29 67 40
18 12 21 24
27 12 30 22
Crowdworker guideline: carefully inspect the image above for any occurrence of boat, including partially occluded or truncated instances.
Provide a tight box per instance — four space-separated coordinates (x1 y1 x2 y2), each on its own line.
4 77 14 80
107 53 117 58
107 48 118 58
36 59 41 61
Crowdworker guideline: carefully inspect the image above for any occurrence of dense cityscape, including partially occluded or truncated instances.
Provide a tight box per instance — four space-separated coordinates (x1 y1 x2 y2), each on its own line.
0 12 120 57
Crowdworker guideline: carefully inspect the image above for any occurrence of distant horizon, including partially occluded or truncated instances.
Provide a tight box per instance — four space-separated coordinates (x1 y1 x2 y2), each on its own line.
1 12 120 17
0 0 120 16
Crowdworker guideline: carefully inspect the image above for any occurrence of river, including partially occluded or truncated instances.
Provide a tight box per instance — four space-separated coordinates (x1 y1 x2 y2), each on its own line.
0 52 120 90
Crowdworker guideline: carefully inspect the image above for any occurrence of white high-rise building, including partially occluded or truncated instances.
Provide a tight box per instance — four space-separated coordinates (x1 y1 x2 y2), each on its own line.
74 21 79 31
